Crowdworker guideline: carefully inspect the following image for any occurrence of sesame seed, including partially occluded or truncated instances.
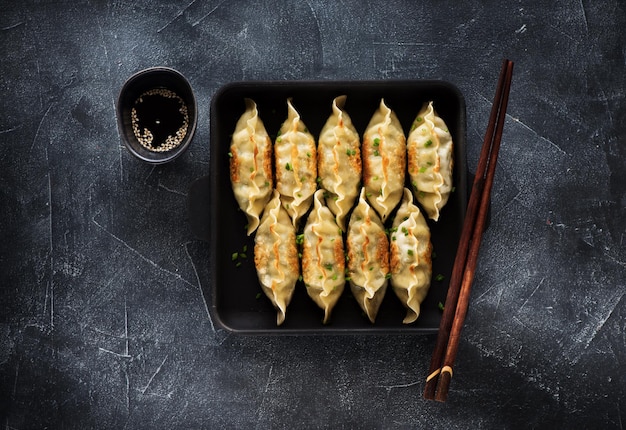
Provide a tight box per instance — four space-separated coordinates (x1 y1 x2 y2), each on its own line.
131 88 189 153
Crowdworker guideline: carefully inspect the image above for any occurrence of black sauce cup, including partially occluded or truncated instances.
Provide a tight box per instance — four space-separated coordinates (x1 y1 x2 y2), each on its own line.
116 67 197 164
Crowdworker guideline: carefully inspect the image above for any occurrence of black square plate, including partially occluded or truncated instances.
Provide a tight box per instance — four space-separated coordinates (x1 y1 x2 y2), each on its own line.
190 80 467 334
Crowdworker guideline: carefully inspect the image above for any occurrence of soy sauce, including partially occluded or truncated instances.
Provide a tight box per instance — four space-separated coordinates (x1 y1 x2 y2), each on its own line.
131 88 189 152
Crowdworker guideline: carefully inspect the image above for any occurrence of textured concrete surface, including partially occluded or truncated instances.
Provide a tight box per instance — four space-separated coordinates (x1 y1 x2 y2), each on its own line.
1 1 625 428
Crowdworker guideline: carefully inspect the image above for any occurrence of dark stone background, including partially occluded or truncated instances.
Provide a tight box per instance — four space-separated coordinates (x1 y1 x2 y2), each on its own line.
1 1 624 428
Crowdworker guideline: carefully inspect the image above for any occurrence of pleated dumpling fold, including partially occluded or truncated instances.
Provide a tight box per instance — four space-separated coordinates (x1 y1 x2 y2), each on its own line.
274 98 317 227
229 98 274 235
407 101 454 221
346 188 390 323
317 95 362 232
254 190 300 325
301 190 346 324
389 188 432 324
362 98 406 222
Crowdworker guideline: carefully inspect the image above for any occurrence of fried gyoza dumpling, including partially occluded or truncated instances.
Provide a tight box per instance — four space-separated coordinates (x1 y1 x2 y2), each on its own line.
301 190 345 324
346 188 390 323
389 188 432 324
254 190 299 326
407 101 454 221
362 98 406 222
274 98 317 227
318 95 361 232
229 98 273 235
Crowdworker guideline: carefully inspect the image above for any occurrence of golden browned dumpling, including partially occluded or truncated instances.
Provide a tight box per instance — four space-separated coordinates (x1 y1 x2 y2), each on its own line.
254 190 299 326
301 190 345 324
229 98 273 235
362 99 406 222
389 188 432 324
317 95 361 232
346 188 390 323
274 99 317 227
407 101 454 221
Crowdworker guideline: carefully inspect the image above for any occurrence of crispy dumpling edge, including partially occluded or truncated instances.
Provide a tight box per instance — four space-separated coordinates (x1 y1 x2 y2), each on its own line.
346 188 390 323
318 95 362 232
229 98 274 235
407 101 454 221
301 189 346 324
254 190 299 325
389 188 433 324
362 98 406 222
274 98 317 228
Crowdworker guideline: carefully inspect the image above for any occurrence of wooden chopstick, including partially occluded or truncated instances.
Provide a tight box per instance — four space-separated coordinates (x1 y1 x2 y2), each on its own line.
423 59 510 400
423 59 514 401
